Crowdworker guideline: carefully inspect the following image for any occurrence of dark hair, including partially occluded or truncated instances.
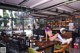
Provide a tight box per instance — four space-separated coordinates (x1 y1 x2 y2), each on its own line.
46 26 52 29
1 30 6 36
45 26 52 31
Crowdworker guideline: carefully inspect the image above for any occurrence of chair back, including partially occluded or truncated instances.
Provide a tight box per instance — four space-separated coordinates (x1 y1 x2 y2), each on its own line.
28 47 40 53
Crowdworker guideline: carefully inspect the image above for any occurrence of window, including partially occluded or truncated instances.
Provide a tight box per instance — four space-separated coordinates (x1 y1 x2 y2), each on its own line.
0 8 34 35
24 18 34 30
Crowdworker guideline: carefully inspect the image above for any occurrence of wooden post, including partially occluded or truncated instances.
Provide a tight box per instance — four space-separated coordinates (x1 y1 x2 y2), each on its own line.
46 34 47 41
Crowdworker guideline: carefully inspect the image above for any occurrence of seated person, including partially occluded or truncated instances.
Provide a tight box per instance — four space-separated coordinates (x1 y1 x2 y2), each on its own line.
45 26 72 44
1 30 6 37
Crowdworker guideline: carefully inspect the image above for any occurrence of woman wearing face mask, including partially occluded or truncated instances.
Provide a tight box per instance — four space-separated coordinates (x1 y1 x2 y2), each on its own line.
45 27 72 44
57 28 72 44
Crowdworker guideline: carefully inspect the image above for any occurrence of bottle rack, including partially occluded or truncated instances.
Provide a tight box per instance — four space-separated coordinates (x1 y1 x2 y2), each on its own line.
47 17 73 28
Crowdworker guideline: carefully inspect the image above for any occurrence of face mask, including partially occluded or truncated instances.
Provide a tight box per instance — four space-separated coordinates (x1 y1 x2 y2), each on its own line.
62 31 66 34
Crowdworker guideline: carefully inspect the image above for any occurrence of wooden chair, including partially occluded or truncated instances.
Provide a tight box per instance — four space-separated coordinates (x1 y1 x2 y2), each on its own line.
54 43 71 53
61 31 72 53
61 43 71 53
54 47 65 53
28 47 42 53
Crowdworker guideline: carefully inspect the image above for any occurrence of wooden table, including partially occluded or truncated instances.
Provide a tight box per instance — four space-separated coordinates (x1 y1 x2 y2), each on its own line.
32 40 59 53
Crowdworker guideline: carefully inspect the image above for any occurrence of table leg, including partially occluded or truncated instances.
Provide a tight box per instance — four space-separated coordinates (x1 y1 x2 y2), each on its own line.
51 46 54 53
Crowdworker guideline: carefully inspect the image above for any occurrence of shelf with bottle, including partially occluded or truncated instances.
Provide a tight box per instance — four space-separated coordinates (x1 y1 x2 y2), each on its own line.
47 22 68 27
47 17 73 28
47 20 72 28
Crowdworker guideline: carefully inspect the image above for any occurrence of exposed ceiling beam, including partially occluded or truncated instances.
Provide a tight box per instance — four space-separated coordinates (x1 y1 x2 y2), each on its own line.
62 1 80 11
30 0 52 8
33 9 59 15
18 0 29 5
33 8 73 17
59 11 72 16
40 0 78 10
32 12 56 17
47 9 62 14
45 1 76 11
33 15 47 18
34 8 72 16
31 14 48 17
63 5 78 11
43 1 79 14
0 2 26 10
34 12 57 16
41 1 66 10
34 13 50 16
